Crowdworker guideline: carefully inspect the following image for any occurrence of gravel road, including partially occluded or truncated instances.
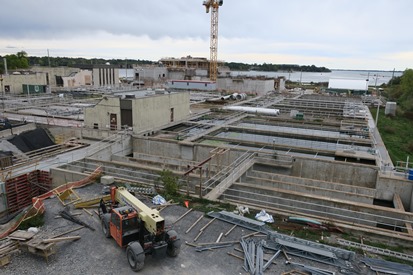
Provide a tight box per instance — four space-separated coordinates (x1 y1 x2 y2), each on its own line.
2 183 377 275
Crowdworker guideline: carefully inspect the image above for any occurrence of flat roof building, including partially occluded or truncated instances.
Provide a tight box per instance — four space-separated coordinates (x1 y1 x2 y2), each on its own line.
84 90 190 134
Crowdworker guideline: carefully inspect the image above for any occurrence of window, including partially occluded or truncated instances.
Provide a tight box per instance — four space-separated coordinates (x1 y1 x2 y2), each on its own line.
111 213 120 228
93 123 98 129
170 108 174 122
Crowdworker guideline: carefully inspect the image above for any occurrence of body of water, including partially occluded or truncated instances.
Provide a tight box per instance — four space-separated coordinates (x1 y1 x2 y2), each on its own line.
230 70 402 86
120 69 402 86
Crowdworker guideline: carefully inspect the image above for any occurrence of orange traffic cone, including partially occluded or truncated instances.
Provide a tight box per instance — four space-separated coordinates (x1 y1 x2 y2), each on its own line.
184 200 189 208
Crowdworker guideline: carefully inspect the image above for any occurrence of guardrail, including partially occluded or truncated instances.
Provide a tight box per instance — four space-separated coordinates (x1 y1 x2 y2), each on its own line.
202 151 255 197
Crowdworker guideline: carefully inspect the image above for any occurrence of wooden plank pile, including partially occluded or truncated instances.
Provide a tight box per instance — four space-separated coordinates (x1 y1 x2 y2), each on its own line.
0 239 20 267
0 226 84 266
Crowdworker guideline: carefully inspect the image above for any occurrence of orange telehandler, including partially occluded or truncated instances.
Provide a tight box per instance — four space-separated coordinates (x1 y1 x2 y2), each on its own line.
99 186 181 272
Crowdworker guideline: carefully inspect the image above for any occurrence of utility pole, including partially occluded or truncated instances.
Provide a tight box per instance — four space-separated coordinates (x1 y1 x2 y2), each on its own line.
0 76 4 113
125 58 128 85
47 49 51 67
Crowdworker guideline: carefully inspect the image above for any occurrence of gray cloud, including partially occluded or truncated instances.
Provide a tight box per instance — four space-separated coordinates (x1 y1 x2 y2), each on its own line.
1 0 412 70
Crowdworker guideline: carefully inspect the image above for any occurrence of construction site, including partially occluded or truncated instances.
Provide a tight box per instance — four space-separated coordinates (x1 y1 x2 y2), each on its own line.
1 1 413 274
0 84 412 274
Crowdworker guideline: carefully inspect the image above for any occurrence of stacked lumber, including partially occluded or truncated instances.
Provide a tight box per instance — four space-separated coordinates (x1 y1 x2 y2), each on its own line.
0 240 20 267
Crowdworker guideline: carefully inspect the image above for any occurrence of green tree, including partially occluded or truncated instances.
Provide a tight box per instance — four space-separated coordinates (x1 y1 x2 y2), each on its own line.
398 69 413 111
157 169 180 197
3 51 29 70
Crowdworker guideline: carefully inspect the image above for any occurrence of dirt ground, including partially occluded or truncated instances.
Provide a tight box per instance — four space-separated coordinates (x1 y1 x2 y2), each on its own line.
2 183 380 275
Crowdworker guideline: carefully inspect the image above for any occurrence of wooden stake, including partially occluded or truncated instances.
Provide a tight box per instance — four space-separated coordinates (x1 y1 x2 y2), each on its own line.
196 240 239 246
51 226 84 239
194 230 204 242
241 231 261 239
172 208 193 225
216 233 223 243
185 215 204 234
282 249 290 261
200 218 216 232
224 225 237 237
185 241 198 247
227 252 244 261
42 236 81 243
83 208 93 216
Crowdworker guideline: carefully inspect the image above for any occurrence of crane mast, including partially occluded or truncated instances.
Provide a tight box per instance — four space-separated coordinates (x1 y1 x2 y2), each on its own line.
203 0 223 82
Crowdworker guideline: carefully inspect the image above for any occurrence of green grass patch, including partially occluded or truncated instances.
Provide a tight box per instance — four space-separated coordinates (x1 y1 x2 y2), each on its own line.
18 214 45 230
373 108 413 164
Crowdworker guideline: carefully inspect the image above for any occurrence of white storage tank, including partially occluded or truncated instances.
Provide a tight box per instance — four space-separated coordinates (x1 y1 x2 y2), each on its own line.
385 102 397 116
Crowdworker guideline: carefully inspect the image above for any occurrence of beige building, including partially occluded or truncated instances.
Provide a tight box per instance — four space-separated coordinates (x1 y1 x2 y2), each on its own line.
1 65 119 94
91 65 119 88
1 72 48 94
84 90 190 134
217 77 277 95
62 70 93 87
31 66 80 87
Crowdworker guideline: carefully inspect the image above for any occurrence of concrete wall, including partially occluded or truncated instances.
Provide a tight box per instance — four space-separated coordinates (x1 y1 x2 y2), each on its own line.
62 70 92 87
246 169 375 204
376 175 413 211
167 80 216 91
84 92 190 134
50 167 89 187
133 137 249 168
84 97 121 130
2 73 48 94
132 92 190 133
135 66 168 81
168 71 185 80
224 183 413 228
92 67 119 87
0 184 6 214
0 123 37 138
217 78 275 95
291 157 378 188
31 66 81 87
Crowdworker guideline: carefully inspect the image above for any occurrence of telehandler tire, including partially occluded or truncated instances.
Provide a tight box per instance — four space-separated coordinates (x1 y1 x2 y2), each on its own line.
101 219 111 238
166 230 181 257
126 242 145 272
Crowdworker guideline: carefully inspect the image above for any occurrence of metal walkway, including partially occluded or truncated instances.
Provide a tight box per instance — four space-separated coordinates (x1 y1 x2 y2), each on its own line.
337 238 413 262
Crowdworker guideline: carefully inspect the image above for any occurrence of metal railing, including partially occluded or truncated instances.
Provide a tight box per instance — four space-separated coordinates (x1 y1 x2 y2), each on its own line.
202 151 255 196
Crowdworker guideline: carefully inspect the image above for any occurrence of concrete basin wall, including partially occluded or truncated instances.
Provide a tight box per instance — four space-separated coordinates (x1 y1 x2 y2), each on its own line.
376 175 413 211
248 169 376 197
245 171 374 204
291 157 378 188
224 182 413 229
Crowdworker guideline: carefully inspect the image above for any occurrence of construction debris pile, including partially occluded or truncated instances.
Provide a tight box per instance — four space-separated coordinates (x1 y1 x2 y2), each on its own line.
1 182 413 274
1 227 83 267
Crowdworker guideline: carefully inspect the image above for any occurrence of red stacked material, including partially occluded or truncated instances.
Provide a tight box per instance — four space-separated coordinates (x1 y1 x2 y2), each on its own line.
5 170 53 215
0 166 102 239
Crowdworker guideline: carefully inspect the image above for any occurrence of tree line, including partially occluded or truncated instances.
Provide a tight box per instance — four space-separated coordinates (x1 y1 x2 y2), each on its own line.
0 51 153 74
225 62 331 72
1 51 331 74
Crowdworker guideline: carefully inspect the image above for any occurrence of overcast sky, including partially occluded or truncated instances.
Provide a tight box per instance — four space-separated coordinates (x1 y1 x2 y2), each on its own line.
0 0 411 71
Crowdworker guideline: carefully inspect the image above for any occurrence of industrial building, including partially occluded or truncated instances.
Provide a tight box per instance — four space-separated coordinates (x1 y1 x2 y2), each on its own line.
327 78 369 95
1 64 119 94
84 90 190 134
